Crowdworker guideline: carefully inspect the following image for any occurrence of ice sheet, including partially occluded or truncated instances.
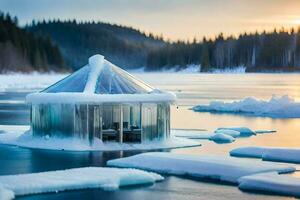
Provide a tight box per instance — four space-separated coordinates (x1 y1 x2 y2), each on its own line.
238 172 300 197
107 152 295 184
0 167 163 196
230 146 300 163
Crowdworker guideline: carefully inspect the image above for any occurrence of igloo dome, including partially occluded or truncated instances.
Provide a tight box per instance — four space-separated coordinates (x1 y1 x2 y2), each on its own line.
26 55 176 144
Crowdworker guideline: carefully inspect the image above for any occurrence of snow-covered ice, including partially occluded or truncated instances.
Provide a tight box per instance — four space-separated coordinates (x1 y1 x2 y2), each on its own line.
0 186 14 200
209 133 235 143
0 125 200 151
210 66 246 74
0 167 163 197
0 73 67 92
107 152 295 184
193 95 300 118
255 130 276 134
230 146 300 164
172 127 259 144
214 129 241 137
171 129 213 139
215 127 255 137
238 172 300 197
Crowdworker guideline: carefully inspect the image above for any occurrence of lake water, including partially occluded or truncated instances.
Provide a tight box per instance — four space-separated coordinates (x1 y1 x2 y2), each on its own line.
0 73 299 200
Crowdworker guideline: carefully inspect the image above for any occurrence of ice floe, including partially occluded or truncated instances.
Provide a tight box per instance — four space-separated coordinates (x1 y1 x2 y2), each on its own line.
0 167 163 197
0 125 200 151
215 127 255 137
238 172 300 197
172 127 261 144
230 146 300 164
107 152 295 184
0 186 14 200
214 129 241 137
209 133 235 143
192 95 300 118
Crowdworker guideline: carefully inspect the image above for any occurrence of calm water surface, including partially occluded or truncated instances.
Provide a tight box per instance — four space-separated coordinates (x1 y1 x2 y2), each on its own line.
1 73 300 200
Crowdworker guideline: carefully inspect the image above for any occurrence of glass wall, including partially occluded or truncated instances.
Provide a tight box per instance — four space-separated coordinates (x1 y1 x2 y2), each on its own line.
31 102 170 144
32 104 74 137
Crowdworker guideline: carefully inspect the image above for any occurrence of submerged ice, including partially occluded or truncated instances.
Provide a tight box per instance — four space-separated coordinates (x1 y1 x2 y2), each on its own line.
193 95 300 118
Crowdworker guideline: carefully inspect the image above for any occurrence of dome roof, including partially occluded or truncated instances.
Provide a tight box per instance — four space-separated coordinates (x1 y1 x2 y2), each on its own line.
26 55 176 104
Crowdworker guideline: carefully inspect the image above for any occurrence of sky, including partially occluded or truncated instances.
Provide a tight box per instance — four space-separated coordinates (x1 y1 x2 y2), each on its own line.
1 0 300 41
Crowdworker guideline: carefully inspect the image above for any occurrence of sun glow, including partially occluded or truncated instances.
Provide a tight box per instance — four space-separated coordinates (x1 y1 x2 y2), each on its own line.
291 18 300 25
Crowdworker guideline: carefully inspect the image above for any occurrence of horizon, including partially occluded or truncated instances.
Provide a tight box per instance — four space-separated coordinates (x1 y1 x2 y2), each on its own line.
1 0 300 41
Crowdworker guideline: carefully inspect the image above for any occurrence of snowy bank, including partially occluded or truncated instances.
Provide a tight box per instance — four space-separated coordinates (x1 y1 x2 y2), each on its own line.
238 172 300 197
0 126 200 151
0 167 163 197
230 146 300 164
193 95 300 118
107 152 295 184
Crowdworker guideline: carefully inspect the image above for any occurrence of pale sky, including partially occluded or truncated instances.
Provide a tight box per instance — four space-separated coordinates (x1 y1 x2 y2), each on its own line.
1 0 300 40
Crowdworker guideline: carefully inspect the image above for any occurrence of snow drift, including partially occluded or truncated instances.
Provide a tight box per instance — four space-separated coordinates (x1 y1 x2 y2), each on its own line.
230 146 300 164
193 95 300 118
0 167 163 197
107 152 295 184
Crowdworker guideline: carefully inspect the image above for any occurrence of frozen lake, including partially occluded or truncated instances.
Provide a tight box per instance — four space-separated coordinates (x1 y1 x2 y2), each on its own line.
0 72 300 199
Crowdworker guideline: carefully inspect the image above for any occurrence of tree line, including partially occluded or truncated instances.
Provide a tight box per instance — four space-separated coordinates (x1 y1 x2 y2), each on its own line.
146 29 300 72
2 11 300 73
0 12 67 72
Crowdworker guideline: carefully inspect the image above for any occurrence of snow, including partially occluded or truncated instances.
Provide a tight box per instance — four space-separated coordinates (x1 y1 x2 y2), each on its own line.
0 73 67 92
172 127 260 144
230 146 300 163
255 130 276 134
193 95 300 118
107 152 295 184
214 129 240 137
238 172 300 197
210 66 246 73
215 127 255 137
209 133 235 143
26 92 176 104
0 186 14 200
171 129 213 139
0 125 200 151
84 54 104 93
0 167 163 197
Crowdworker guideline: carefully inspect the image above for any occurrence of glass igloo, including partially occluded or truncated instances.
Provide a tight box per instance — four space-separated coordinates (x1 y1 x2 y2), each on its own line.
26 55 176 144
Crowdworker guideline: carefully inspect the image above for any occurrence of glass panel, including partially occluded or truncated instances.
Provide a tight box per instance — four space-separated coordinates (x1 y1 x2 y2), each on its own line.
101 104 121 142
94 62 154 94
43 66 90 93
141 103 157 142
157 103 170 140
32 104 74 137
74 104 88 139
122 104 141 142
